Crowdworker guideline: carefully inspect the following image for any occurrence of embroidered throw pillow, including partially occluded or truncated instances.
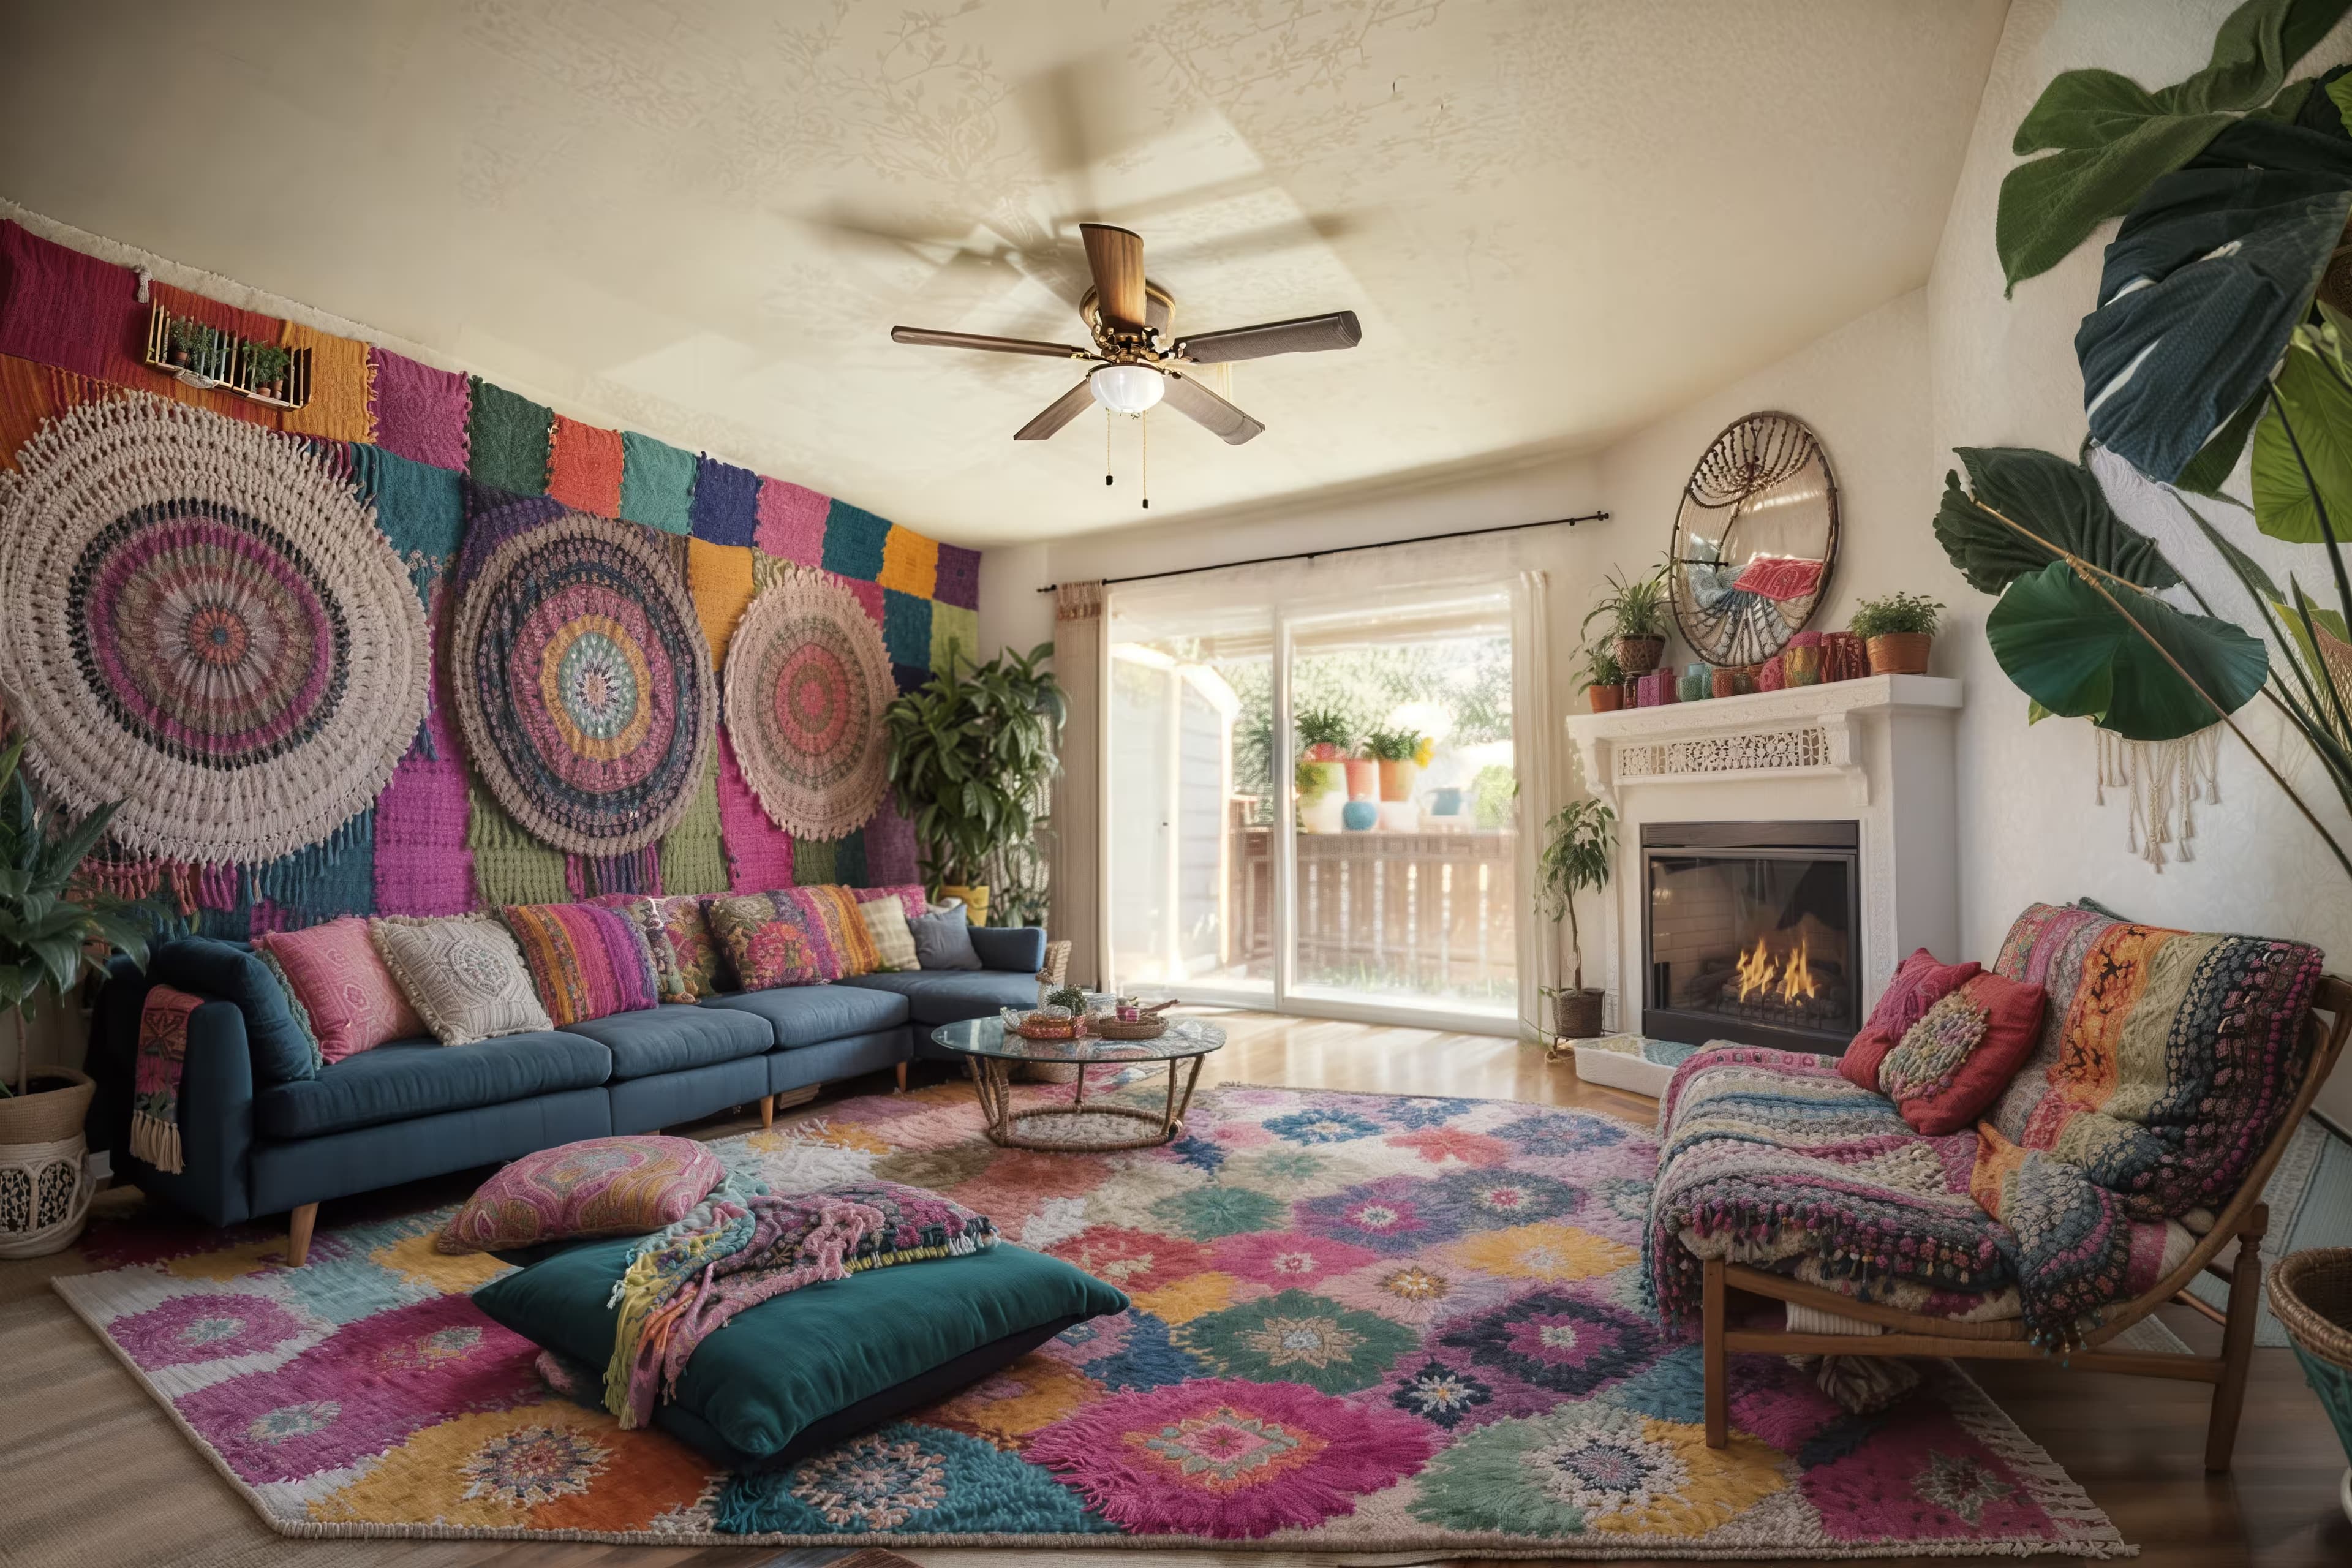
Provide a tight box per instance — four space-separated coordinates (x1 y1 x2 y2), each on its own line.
706 894 825 990
370 915 555 1046
437 1136 725 1253
859 895 920 972
254 916 427 1065
1839 947 1980 1093
778 885 884 979
618 895 733 1001
500 903 660 1026
1879 971 2048 1135
908 907 982 970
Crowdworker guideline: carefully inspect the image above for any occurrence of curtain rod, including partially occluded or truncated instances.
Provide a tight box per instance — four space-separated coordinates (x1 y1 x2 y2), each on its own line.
1033 509 1610 594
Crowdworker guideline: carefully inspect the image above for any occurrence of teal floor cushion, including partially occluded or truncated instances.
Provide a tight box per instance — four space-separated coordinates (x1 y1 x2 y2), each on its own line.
472 1235 1127 1471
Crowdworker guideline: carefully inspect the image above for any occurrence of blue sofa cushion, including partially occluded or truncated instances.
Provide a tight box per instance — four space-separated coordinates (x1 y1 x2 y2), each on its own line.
701 983 909 1049
968 925 1047 974
558 1005 770 1080
837 970 1036 1026
255 1032 611 1139
150 937 316 1084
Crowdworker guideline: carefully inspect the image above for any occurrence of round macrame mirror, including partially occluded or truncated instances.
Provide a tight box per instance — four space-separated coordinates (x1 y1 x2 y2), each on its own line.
1667 412 1839 666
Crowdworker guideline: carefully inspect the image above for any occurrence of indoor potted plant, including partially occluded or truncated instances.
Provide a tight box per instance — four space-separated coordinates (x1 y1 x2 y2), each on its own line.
883 641 1066 927
1582 561 1673 677
1534 795 1615 1045
0 738 157 1256
1849 591 1942 676
239 341 292 401
1583 641 1626 712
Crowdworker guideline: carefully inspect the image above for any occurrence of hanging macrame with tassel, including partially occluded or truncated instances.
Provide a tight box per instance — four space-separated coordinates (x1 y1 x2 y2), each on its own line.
2096 726 2220 872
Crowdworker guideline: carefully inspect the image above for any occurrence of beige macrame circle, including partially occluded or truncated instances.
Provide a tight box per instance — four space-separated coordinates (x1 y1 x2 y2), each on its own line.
722 568 895 840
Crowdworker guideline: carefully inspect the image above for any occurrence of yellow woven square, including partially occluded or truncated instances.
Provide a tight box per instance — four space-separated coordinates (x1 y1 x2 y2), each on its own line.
877 526 939 599
277 322 375 442
687 538 758 663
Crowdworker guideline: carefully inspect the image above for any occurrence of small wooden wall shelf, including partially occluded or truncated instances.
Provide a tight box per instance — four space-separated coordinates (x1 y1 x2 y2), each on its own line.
142 305 312 410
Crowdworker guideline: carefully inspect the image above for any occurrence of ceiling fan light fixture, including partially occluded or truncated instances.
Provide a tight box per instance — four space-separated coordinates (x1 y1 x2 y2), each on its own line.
1088 363 1164 416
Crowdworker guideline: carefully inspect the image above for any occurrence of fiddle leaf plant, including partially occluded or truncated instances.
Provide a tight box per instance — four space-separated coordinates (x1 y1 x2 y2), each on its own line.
881 642 1066 925
0 739 159 1096
1533 797 1616 997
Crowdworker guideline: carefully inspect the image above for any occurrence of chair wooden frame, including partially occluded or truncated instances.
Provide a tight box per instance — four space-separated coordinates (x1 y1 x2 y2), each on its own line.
1700 973 2352 1474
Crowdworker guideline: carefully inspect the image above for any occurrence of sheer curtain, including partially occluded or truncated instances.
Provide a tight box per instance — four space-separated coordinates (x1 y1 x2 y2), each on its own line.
1050 581 1107 987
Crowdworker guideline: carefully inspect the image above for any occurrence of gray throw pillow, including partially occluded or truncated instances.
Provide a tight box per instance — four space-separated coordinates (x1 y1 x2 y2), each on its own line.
908 908 982 970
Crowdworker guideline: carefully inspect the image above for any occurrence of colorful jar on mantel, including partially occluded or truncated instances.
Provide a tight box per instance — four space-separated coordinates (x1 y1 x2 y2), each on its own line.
1678 663 1712 703
1755 654 1787 692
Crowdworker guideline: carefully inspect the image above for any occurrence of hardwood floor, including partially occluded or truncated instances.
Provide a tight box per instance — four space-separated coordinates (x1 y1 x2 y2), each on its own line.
4 1008 2346 1568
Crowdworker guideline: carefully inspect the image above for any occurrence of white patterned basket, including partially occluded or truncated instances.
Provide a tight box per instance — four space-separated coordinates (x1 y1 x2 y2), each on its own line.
0 1132 92 1257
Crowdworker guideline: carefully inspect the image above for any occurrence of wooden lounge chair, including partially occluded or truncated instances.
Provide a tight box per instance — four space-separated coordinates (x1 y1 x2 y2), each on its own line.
1700 973 2352 1473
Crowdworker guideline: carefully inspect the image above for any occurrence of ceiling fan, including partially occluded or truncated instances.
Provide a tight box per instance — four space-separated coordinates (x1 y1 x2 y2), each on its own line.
889 222 1361 445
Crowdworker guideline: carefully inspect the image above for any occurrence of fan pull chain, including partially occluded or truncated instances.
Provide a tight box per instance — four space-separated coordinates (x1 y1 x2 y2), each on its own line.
1105 410 1114 489
1140 410 1149 510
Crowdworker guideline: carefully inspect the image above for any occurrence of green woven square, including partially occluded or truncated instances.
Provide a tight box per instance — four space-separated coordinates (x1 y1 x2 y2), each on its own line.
467 379 552 496
620 431 698 535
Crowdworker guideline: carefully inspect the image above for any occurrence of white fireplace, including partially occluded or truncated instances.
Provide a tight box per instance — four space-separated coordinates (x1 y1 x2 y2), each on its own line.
1563 674 1964 1043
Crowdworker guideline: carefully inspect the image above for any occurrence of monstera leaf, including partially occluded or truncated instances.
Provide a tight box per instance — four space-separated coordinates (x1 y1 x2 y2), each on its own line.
1932 446 2180 595
2075 108 2352 484
1998 0 2351 289
1986 562 2270 741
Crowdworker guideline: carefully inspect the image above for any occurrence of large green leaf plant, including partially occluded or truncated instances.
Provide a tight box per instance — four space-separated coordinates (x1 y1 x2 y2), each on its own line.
1 738 157 1095
881 643 1067 926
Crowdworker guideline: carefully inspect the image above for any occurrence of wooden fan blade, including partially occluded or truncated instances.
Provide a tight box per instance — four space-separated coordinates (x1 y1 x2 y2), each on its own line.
891 326 1095 359
1175 311 1361 364
1016 379 1099 441
1161 371 1264 445
1080 223 1147 331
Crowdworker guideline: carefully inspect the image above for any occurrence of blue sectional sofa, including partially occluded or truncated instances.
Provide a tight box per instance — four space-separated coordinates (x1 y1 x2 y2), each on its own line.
81 925 1045 1253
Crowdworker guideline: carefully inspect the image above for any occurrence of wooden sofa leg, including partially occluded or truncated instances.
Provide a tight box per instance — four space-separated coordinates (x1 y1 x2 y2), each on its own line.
285 1202 318 1268
2206 1201 2267 1472
760 1093 775 1130
1704 1256 1728 1449
895 1062 908 1093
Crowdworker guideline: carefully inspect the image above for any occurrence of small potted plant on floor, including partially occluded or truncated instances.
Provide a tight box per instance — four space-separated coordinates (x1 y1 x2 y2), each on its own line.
1582 561 1673 677
1534 796 1615 1045
1849 592 1943 676
1583 641 1626 712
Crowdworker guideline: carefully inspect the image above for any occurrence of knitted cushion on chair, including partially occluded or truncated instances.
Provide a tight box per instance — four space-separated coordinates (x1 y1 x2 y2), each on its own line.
1838 948 1980 1093
1879 972 2046 1136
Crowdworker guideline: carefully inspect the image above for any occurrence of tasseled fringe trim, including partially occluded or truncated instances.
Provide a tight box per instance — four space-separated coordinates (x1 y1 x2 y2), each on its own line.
130 1111 183 1175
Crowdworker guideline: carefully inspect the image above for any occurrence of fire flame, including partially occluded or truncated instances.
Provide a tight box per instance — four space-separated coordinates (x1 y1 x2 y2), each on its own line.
1735 934 1819 1005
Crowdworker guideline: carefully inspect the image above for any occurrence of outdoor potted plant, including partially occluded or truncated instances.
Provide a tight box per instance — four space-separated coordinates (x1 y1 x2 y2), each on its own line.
1343 742 1379 803
1581 561 1673 676
1534 795 1615 1045
1294 706 1352 821
883 641 1066 928
0 739 157 1257
1363 727 1429 802
1583 641 1626 712
1849 591 1943 676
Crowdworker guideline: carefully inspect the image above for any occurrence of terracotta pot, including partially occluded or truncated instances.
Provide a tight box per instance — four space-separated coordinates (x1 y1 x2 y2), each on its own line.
1377 759 1417 802
1587 682 1624 713
935 883 990 927
1343 759 1379 799
1866 632 1932 676
0 1068 93 1145
1553 989 1606 1041
1615 635 1666 677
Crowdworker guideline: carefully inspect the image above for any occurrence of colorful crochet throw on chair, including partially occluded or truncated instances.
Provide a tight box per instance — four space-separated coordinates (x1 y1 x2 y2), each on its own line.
606 1178 997 1428
1970 903 2323 1346
130 985 205 1175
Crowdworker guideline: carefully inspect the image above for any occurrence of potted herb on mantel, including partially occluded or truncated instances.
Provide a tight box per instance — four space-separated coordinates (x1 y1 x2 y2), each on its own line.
1583 641 1626 712
1582 562 1673 677
1535 796 1615 1047
1849 592 1943 676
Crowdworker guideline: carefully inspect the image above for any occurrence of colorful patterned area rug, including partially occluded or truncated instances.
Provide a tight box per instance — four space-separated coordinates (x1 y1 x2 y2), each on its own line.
52 1083 2131 1557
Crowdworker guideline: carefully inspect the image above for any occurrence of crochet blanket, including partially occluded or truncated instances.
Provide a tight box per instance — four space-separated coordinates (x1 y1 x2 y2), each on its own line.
130 986 204 1175
605 1177 995 1427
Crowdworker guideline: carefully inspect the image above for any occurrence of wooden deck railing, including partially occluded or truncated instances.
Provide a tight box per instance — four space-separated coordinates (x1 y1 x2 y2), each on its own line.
1229 818 1518 994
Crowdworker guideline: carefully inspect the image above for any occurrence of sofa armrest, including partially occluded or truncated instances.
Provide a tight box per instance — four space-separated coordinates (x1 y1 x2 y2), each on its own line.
107 989 258 1227
969 925 1047 975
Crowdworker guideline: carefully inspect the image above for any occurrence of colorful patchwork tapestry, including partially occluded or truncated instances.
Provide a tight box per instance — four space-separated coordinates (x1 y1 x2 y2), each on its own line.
723 570 896 842
451 495 715 858
56 1085 2128 1556
0 394 429 865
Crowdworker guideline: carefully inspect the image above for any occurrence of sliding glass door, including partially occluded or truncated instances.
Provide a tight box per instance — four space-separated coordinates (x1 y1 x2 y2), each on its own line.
1104 578 1523 1028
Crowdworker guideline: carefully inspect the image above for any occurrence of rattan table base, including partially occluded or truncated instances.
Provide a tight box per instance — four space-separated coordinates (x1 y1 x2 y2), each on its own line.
964 1052 1208 1152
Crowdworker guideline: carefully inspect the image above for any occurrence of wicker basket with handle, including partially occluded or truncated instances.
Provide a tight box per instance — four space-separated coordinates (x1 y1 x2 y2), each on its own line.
2269 1246 2352 1525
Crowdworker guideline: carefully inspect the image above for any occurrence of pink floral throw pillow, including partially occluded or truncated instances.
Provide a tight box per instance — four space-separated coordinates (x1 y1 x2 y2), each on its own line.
706 893 824 990
437 1135 726 1253
254 917 426 1065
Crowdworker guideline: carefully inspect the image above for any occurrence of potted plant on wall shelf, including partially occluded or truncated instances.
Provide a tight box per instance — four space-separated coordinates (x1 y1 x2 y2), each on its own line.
1535 796 1616 1047
239 341 292 402
0 739 158 1256
1582 562 1673 676
883 642 1066 928
1583 641 1626 712
1849 592 1942 676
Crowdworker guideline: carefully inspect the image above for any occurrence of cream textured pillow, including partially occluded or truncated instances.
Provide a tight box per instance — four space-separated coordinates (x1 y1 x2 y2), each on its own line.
370 915 554 1046
859 896 920 973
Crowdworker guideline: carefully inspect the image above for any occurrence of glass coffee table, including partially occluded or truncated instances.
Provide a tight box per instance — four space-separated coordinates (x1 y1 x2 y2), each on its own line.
929 1016 1226 1152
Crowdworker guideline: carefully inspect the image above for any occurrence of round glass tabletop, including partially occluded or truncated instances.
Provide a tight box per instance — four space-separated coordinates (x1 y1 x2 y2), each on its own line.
929 1015 1226 1064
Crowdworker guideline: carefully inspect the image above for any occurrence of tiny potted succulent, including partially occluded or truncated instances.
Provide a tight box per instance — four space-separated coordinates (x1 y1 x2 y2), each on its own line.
1849 592 1943 676
240 341 292 401
1363 727 1430 802
1583 642 1626 712
1534 796 1616 1047
1581 562 1673 677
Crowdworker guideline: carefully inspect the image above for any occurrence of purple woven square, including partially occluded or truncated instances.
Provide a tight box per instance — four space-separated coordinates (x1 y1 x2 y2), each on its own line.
933 542 981 609
369 349 471 472
755 478 828 565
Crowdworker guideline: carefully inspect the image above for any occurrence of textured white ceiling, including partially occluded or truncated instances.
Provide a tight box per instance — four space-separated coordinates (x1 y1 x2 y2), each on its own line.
0 0 2004 546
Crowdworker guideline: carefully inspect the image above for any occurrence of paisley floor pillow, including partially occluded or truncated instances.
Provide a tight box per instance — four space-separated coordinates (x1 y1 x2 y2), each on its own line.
439 1135 725 1253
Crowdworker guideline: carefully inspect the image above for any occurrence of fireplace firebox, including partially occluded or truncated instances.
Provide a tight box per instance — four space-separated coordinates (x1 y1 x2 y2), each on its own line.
1642 821 1860 1052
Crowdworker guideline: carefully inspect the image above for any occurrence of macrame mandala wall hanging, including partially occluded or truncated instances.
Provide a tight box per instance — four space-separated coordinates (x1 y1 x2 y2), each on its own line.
723 567 895 840
0 394 429 864
450 497 715 857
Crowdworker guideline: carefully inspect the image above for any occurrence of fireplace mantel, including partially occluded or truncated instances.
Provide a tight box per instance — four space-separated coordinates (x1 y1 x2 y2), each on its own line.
1562 673 1964 1036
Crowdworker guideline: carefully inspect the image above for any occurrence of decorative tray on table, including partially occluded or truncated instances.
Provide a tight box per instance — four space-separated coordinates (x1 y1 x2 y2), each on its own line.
1001 998 1180 1041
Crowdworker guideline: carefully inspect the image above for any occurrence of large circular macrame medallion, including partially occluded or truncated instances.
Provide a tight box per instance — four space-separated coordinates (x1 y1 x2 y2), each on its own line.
450 507 714 856
723 570 895 840
0 395 429 864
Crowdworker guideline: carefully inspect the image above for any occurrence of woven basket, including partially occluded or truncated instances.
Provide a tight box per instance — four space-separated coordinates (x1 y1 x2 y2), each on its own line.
0 1131 92 1257
0 1068 94 1145
1093 1016 1169 1041
2269 1247 2352 1522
